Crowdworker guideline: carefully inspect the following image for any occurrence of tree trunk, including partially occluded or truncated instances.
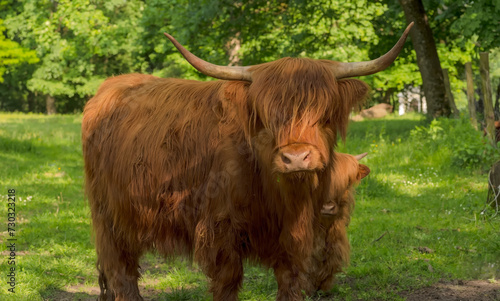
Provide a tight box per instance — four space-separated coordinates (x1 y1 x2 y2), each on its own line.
383 88 394 104
464 62 478 129
480 52 495 147
487 160 500 212
495 81 500 120
399 0 450 118
27 91 36 113
442 69 459 118
226 33 241 66
46 95 56 115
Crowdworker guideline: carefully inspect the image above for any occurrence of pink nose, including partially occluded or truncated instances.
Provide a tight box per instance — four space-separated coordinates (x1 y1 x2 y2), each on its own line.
280 150 311 171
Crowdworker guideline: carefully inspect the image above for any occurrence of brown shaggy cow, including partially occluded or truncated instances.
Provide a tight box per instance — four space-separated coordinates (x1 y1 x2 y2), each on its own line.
82 24 412 301
306 152 370 294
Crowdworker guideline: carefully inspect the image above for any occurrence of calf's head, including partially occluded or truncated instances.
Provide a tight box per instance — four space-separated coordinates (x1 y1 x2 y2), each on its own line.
321 152 370 217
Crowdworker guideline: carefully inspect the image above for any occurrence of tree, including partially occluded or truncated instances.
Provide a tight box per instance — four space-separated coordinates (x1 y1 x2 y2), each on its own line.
1 0 497 114
0 17 39 111
449 0 500 51
3 0 144 113
399 0 450 117
156 1 390 74
0 19 38 83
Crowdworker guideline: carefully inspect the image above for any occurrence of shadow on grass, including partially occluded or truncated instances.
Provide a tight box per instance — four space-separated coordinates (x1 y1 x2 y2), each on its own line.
347 117 427 142
0 135 47 154
40 287 99 301
351 173 499 281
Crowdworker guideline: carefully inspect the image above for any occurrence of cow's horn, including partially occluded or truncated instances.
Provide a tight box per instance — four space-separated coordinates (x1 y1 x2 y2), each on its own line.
354 152 368 161
333 22 414 79
164 33 253 82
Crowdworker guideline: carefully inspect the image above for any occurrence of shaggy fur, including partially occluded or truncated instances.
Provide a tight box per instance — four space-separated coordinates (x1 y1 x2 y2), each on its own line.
306 153 370 294
82 58 369 301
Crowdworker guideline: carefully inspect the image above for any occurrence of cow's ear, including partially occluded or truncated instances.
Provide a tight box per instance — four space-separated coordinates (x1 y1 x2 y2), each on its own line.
335 79 370 140
357 164 370 180
337 79 370 113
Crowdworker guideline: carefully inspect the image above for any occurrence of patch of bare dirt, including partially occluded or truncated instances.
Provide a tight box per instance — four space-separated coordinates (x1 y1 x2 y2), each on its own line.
400 280 500 301
48 279 500 300
50 282 165 301
48 287 98 301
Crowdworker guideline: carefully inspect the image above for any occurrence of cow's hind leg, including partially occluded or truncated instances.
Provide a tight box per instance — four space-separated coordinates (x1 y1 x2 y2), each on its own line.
95 225 143 301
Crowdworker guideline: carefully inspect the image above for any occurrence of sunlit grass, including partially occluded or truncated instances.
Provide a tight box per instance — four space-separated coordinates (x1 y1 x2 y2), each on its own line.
0 112 498 300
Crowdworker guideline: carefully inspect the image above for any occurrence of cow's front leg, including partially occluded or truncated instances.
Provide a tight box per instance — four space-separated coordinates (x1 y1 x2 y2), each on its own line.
274 260 308 301
196 219 244 301
208 254 243 301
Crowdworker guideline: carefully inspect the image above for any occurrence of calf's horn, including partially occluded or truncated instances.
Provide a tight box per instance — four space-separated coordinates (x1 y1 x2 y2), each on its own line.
354 152 368 161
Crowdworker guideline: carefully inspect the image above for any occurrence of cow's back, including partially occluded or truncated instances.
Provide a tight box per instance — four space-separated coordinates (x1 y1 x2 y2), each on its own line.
82 74 229 251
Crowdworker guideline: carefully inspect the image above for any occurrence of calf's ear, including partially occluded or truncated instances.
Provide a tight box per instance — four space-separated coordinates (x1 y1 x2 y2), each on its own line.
357 164 370 180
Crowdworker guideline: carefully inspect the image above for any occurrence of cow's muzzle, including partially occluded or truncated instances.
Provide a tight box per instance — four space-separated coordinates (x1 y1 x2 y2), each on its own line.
274 144 322 173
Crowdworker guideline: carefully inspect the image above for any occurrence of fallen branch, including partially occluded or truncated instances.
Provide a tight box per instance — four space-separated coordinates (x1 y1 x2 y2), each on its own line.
372 231 388 243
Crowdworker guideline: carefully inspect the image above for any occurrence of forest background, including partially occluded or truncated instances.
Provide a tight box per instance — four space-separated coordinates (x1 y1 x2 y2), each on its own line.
0 0 499 118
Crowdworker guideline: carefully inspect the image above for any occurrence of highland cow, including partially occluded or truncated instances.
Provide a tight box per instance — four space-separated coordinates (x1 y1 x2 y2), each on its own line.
82 23 412 301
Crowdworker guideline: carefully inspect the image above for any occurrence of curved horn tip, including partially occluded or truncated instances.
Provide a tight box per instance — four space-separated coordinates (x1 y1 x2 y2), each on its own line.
403 22 415 36
163 33 177 43
354 152 368 161
332 22 414 79
406 22 415 30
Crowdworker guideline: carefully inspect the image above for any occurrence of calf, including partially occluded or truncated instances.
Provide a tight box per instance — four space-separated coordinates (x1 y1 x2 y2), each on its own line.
306 152 370 293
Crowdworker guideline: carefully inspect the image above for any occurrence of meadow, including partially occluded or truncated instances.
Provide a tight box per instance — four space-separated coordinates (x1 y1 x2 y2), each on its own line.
0 112 498 300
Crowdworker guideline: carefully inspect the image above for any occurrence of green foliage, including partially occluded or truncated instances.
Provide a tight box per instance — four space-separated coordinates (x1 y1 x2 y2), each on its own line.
3 0 145 111
371 50 422 91
374 0 498 109
410 117 499 169
0 19 38 82
0 0 499 113
449 0 500 50
164 0 387 64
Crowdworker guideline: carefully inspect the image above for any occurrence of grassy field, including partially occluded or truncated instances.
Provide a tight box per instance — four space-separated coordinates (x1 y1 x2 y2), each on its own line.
0 112 498 300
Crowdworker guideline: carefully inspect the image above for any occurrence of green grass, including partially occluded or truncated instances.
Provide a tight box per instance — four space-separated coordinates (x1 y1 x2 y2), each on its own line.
0 112 498 300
